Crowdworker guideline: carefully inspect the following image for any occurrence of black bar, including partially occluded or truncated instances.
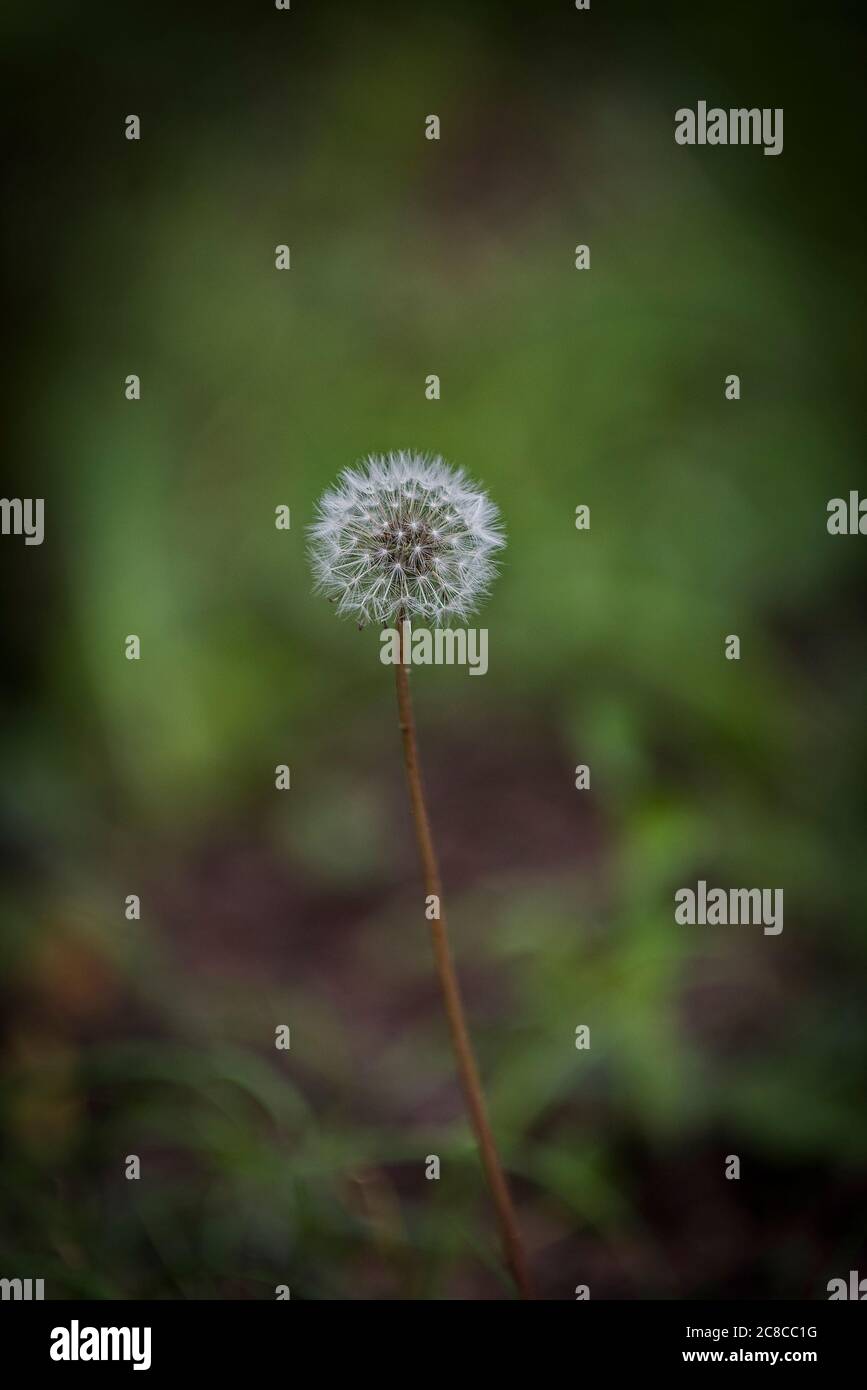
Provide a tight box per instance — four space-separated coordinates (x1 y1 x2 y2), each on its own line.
1 1300 862 1375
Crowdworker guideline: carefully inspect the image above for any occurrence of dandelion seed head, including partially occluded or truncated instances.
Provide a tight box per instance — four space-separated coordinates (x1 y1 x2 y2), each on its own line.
308 450 505 624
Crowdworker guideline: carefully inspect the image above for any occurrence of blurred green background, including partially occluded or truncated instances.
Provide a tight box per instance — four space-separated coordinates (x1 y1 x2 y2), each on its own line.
2 0 866 1298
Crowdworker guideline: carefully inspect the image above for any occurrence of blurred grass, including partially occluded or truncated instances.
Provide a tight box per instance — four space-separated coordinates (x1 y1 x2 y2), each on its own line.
2 0 866 1298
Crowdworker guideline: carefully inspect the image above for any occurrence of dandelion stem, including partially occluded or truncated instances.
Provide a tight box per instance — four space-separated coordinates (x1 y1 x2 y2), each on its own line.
393 614 534 1299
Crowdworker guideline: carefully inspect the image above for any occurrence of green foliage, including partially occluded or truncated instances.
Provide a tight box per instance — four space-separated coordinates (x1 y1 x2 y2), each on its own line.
2 2 865 1298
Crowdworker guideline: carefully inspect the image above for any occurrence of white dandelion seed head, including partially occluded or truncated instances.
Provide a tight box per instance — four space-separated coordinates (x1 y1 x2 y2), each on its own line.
308 450 506 625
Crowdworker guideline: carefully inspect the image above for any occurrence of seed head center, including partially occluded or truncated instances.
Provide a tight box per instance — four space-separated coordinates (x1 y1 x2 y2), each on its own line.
376 516 435 575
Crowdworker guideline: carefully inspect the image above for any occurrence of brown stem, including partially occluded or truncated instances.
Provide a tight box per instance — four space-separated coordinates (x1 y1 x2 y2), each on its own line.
393 614 534 1299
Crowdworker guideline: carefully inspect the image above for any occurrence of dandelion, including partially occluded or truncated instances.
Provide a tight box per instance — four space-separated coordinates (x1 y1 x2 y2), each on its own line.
308 451 532 1299
307 450 505 626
